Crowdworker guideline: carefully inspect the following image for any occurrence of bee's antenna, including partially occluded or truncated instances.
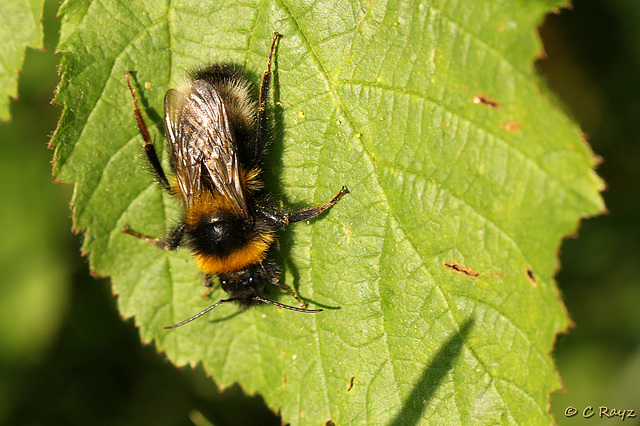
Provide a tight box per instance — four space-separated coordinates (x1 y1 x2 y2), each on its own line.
164 299 234 329
253 295 323 313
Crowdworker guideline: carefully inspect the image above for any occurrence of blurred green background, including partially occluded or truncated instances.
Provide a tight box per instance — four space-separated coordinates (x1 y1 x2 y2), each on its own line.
0 0 637 424
539 0 640 423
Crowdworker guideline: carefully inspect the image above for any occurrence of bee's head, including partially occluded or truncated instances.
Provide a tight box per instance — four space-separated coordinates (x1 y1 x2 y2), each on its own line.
218 265 265 303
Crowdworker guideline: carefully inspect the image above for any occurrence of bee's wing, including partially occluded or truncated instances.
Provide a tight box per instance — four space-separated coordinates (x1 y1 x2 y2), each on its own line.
164 80 248 217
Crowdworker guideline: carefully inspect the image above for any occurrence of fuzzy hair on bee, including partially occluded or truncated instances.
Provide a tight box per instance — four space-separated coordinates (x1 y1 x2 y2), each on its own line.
124 33 348 329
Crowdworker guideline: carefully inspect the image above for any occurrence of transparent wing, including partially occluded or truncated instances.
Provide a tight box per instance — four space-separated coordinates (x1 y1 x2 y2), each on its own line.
164 80 248 217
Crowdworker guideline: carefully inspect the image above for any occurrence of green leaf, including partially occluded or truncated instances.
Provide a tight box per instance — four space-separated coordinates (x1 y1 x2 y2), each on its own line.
51 0 605 424
0 0 45 121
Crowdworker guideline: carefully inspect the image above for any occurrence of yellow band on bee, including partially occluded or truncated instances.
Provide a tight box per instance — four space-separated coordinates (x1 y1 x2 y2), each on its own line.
194 233 273 275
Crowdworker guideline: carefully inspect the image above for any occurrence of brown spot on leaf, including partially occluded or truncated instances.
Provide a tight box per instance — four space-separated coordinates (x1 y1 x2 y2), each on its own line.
501 121 522 132
526 269 538 288
444 262 480 278
473 94 501 109
347 376 355 392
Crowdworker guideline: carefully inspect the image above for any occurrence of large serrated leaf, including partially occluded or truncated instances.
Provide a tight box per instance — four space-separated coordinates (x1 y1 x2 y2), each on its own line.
51 0 605 423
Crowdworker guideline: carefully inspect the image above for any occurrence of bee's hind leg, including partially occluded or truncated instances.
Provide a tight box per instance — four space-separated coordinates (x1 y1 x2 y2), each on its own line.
125 71 171 191
123 223 185 251
260 260 308 309
288 186 349 223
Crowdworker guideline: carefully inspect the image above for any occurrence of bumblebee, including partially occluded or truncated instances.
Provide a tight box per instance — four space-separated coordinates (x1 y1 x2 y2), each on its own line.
124 33 347 329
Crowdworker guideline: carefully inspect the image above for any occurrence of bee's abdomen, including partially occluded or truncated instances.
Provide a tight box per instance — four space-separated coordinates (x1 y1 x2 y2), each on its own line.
189 213 274 275
190 213 247 258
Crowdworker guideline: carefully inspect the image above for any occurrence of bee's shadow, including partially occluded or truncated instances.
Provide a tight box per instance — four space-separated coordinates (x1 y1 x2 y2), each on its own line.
125 71 164 133
263 53 337 311
258 54 303 306
205 309 244 324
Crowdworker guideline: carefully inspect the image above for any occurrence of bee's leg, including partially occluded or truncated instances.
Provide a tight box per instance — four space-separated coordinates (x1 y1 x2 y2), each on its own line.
123 223 185 251
203 274 215 287
201 275 216 298
260 261 307 309
125 71 171 191
257 207 289 228
289 186 349 223
254 32 280 161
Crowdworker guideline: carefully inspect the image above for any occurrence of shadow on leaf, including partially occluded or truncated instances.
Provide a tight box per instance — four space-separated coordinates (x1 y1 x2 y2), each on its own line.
389 318 474 425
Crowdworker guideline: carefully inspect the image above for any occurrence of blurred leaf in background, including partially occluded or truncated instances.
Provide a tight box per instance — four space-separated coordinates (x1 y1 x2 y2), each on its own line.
0 0 71 417
539 0 640 420
0 0 44 121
